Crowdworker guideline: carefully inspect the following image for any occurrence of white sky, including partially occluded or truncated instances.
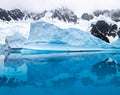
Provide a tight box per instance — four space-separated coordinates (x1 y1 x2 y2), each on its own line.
0 0 120 14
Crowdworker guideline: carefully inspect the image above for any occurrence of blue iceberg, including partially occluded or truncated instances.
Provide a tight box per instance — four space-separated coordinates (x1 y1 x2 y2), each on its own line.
111 39 120 48
22 21 115 53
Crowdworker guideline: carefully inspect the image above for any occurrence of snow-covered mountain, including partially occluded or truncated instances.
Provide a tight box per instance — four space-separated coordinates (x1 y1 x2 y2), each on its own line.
81 9 120 22
0 7 120 51
1 8 120 23
0 8 46 21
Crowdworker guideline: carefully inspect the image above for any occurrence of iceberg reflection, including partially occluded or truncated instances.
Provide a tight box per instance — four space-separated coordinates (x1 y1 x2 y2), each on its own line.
0 52 120 88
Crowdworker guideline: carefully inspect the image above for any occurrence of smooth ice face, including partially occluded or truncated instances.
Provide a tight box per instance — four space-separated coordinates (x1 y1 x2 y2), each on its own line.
23 21 114 51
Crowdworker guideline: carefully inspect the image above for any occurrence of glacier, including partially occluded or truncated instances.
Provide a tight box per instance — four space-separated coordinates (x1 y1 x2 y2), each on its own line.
22 21 115 53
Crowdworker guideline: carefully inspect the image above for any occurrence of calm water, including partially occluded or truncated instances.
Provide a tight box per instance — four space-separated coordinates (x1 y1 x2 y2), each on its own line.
0 52 120 95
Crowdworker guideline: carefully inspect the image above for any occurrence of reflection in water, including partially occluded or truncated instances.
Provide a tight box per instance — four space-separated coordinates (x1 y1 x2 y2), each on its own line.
91 58 120 79
0 76 26 87
81 76 94 86
0 52 120 94
110 76 120 86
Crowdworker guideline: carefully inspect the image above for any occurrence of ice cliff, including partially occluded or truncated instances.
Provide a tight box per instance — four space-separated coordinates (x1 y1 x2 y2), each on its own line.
22 21 114 52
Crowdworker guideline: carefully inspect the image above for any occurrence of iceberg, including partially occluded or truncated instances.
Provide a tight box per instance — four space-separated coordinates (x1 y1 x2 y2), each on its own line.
0 44 6 54
0 21 30 47
5 33 27 49
111 39 120 48
22 21 115 52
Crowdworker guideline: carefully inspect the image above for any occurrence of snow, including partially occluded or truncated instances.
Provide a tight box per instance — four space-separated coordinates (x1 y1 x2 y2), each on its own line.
41 14 120 43
0 44 6 54
111 39 120 48
0 10 120 50
106 58 113 62
0 20 30 45
41 13 91 31
6 32 26 48
22 21 114 52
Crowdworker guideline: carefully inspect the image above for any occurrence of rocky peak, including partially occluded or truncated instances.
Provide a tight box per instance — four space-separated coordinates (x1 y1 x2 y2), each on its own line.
91 20 119 43
51 7 78 23
0 8 47 21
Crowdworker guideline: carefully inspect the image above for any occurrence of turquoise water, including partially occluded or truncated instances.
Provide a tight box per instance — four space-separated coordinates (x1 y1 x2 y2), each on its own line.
0 52 120 95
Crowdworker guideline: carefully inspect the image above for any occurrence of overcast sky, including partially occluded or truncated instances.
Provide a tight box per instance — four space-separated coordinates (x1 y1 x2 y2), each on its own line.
0 0 120 14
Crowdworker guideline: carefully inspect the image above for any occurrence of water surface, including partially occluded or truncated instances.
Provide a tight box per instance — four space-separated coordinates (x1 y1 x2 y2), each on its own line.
0 52 120 95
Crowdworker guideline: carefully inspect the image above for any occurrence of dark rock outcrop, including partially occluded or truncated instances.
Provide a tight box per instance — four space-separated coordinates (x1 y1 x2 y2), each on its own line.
91 20 118 43
93 10 110 17
82 9 120 22
81 13 94 21
25 11 47 20
0 8 78 23
92 9 120 22
111 9 120 22
93 10 104 17
51 7 78 23
0 8 11 21
9 9 25 20
0 8 47 21
117 29 120 38
91 58 120 79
